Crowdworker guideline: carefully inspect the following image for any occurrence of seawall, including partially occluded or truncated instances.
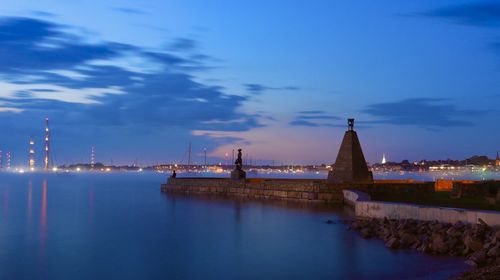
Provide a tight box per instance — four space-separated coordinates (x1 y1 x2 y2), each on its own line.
161 178 345 203
343 189 500 226
162 177 499 209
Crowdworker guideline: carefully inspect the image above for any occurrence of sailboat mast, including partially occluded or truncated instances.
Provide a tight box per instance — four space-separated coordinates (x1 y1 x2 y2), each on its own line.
187 142 192 166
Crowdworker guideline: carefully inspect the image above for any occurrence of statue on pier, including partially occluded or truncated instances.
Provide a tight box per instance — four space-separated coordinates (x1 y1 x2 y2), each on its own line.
235 149 243 170
231 148 246 180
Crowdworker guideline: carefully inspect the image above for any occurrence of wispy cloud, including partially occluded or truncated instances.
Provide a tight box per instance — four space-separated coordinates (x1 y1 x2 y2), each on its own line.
288 111 341 127
112 7 147 15
168 38 198 52
244 83 299 95
422 2 500 27
362 98 485 128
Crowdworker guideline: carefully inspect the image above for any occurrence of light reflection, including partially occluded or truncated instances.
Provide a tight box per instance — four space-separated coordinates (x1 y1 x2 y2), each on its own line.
2 188 8 219
88 186 94 223
41 178 47 227
39 178 48 272
28 180 33 219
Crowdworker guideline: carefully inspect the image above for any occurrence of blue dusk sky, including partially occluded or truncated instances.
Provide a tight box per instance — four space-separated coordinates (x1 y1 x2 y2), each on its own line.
0 0 499 166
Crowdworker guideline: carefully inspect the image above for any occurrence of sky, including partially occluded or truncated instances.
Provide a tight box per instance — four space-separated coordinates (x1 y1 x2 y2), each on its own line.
0 0 499 166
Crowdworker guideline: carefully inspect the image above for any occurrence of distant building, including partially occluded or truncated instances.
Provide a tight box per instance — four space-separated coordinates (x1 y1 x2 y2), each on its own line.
496 151 500 167
381 153 387 164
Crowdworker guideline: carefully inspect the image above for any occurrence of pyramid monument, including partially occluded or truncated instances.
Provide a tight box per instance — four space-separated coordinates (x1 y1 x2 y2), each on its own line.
327 118 373 184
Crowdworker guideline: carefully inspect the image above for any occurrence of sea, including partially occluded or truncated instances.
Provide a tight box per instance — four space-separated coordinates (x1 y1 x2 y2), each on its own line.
1 170 497 279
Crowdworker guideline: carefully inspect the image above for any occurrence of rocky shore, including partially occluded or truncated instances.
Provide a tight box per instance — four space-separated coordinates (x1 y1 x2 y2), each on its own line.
344 218 500 279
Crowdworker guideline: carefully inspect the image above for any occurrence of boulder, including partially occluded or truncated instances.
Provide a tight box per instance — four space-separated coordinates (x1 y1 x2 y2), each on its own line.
453 221 465 229
432 233 448 254
361 227 373 238
400 233 418 247
445 237 459 249
385 237 399 249
418 243 431 253
469 250 486 266
464 235 484 252
487 244 500 257
350 221 362 230
464 260 478 267
446 227 462 238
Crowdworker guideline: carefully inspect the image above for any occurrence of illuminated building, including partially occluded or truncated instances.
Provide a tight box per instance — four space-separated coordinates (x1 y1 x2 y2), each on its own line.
91 146 95 169
29 136 35 170
44 118 50 170
6 151 10 170
382 153 387 164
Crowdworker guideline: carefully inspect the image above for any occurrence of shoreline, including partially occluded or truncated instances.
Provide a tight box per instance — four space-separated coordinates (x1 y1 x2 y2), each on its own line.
344 218 500 279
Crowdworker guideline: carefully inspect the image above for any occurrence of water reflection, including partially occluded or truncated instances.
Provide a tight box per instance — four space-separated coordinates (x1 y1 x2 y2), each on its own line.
38 178 48 276
28 180 33 220
2 188 8 219
88 186 94 223
41 178 47 227
0 173 468 280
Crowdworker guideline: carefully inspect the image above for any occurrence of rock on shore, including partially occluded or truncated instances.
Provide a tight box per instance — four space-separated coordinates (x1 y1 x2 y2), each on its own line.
344 218 500 276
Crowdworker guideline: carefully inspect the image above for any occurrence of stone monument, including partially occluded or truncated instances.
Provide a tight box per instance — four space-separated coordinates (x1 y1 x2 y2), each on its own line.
327 118 373 184
231 148 246 180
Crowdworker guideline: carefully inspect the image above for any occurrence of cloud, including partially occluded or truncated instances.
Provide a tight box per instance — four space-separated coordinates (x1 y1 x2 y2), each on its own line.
297 115 341 120
0 16 264 163
289 120 319 127
169 38 198 52
0 17 128 74
422 2 500 70
289 111 341 127
423 2 500 27
362 98 485 128
296 110 325 115
244 83 299 95
30 11 56 17
112 7 147 15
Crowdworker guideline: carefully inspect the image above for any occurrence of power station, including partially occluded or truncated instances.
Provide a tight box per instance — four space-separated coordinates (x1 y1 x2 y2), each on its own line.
29 136 35 170
44 118 50 170
6 151 10 170
91 145 95 169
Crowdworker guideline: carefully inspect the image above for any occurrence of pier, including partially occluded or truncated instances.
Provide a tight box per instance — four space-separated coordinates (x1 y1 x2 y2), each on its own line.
161 178 346 203
160 178 443 204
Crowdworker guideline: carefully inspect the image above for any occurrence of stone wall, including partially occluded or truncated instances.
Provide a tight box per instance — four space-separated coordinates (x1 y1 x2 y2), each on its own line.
359 181 435 196
162 178 500 208
452 180 500 199
162 178 344 203
343 189 500 226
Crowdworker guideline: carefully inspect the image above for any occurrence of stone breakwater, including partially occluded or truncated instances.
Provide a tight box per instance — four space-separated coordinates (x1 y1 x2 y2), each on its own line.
161 178 437 203
345 218 500 275
162 178 345 203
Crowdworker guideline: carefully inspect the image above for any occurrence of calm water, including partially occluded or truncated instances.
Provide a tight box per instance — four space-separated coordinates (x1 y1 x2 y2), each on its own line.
0 172 468 280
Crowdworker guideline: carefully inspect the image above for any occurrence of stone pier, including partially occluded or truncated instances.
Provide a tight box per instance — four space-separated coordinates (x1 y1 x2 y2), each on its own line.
162 178 346 203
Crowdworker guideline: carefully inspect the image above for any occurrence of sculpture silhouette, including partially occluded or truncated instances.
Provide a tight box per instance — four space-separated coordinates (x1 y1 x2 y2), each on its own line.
231 148 246 180
235 149 243 170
